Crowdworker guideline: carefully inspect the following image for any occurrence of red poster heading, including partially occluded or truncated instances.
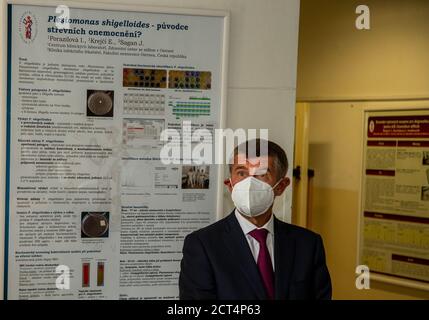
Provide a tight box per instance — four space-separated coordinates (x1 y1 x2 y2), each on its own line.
366 169 395 176
397 141 429 147
368 115 429 138
367 140 397 147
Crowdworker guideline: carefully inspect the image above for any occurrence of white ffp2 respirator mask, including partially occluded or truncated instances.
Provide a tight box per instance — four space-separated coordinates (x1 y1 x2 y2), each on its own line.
231 177 281 217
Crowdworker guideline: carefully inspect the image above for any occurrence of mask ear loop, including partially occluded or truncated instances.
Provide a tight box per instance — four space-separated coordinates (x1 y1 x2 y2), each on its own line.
272 178 283 191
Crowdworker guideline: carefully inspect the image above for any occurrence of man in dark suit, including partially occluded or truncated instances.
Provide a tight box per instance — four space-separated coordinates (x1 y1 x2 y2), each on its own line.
179 139 332 300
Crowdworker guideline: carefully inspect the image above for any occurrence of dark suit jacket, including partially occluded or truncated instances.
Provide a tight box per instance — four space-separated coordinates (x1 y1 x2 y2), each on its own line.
179 212 332 300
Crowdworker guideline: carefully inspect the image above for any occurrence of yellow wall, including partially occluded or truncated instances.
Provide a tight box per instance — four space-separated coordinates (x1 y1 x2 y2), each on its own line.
297 0 429 299
297 0 429 101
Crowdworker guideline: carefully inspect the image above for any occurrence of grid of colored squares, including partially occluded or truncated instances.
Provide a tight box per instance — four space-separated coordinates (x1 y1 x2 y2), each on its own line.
123 93 165 115
123 68 167 88
168 70 211 90
82 262 105 287
170 100 211 118
122 68 212 90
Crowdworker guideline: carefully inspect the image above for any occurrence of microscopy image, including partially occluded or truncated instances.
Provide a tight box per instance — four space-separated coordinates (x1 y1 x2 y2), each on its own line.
86 90 114 117
81 212 109 238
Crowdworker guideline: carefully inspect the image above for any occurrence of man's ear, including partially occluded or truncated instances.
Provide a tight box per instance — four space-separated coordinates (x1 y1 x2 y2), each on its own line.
224 178 233 192
273 177 290 196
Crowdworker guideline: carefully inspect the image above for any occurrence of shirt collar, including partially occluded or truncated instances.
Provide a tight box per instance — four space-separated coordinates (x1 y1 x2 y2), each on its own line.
234 209 275 236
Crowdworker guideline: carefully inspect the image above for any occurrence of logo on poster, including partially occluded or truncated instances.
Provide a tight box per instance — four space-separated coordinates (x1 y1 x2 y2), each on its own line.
369 120 375 133
19 11 38 43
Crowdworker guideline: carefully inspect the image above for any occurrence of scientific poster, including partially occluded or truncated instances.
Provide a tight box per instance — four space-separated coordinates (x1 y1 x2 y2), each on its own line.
5 3 227 299
360 110 429 285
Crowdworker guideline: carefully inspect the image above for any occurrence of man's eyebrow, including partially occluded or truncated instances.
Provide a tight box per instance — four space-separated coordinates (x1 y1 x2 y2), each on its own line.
233 165 248 171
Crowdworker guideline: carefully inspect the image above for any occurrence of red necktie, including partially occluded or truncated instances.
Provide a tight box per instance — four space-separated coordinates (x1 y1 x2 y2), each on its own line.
248 228 275 299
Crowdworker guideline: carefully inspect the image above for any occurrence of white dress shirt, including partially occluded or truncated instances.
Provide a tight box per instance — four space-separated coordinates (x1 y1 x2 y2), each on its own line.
234 209 275 270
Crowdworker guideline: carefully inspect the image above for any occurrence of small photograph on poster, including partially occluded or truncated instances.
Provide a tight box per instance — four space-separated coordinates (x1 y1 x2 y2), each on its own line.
123 68 167 88
421 186 429 201
423 151 429 165
97 262 105 287
182 165 210 189
86 90 114 117
81 212 110 238
82 262 90 287
169 70 212 90
122 118 165 148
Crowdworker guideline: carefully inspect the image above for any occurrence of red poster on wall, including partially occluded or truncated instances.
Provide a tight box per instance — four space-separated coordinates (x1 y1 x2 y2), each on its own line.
360 110 429 288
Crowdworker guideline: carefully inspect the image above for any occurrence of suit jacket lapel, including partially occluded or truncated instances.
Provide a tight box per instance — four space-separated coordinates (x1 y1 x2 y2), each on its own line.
274 217 296 299
222 213 267 299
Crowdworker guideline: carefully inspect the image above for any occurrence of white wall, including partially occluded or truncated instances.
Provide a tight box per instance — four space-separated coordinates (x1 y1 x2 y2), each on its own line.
0 0 300 299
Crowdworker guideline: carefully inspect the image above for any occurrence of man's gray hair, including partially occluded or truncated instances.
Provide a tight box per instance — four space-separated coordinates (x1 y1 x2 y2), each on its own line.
228 139 288 180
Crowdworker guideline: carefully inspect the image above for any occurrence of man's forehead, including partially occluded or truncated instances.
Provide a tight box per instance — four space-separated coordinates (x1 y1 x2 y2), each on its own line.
248 156 268 165
232 154 273 174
